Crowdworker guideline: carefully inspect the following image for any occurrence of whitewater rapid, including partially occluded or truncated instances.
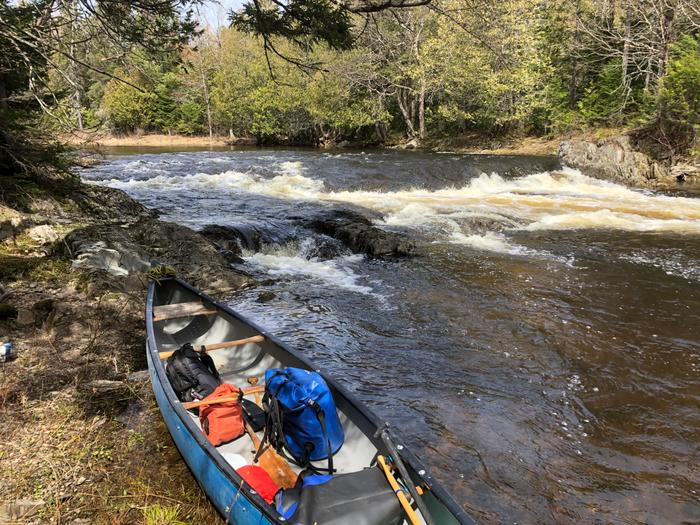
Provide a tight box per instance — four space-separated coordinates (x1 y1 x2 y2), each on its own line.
102 162 700 257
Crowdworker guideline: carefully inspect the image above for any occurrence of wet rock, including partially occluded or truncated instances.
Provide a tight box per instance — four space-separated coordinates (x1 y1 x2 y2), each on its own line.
26 224 60 244
72 184 156 221
131 219 253 293
257 291 276 303
66 218 253 294
559 136 672 187
307 209 415 258
199 224 248 261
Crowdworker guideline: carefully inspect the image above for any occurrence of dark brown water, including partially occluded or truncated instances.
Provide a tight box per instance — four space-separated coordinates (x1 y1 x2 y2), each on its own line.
82 149 700 524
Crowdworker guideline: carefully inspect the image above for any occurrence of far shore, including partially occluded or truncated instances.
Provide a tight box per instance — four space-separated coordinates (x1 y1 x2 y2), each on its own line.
63 132 252 148
63 128 629 157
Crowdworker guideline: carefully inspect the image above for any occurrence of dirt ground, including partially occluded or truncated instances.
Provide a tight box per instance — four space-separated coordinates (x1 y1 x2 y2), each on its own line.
62 132 252 148
0 176 246 524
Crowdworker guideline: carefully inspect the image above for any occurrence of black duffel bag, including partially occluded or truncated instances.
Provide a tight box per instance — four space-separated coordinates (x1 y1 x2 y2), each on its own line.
275 467 403 525
165 343 221 402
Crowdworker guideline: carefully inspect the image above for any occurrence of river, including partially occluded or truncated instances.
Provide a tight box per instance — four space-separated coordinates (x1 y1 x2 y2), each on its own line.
80 147 700 525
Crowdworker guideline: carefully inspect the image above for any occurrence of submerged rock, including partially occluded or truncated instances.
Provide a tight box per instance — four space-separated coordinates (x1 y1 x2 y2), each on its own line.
559 136 672 187
257 291 276 303
307 209 415 258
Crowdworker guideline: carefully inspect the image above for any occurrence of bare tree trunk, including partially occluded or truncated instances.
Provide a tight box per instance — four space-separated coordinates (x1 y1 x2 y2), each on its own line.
569 0 583 103
200 66 213 138
657 4 676 80
375 121 388 142
622 0 632 89
66 0 83 130
418 77 426 140
396 89 416 137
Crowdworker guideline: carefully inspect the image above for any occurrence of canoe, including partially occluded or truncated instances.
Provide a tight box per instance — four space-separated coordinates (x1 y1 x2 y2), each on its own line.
146 276 476 525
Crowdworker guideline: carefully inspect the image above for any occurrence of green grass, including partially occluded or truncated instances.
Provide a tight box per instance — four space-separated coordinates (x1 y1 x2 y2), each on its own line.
142 505 186 525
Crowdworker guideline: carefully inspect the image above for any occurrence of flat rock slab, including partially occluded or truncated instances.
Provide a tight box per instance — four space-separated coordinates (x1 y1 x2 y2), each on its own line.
0 499 45 521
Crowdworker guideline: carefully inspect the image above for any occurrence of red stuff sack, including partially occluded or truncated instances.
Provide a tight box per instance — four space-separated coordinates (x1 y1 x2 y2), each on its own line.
237 465 280 503
199 383 244 446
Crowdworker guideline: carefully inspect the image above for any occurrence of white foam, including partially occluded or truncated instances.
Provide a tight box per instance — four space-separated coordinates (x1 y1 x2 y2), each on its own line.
101 163 700 254
245 246 371 294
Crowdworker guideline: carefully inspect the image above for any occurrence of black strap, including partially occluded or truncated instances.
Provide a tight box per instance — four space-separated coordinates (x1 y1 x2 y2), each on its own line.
309 400 334 474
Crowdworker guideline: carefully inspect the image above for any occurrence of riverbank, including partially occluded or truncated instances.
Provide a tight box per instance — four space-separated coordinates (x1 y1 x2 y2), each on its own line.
420 128 624 156
0 173 252 523
65 128 627 156
63 132 256 148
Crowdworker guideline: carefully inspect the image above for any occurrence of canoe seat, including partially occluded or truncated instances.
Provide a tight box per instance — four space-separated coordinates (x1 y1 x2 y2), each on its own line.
153 301 218 322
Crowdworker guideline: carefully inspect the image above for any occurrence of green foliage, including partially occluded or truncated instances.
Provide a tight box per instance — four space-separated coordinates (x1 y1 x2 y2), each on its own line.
176 101 205 135
8 0 694 152
232 0 353 51
659 35 700 128
577 60 630 125
102 72 156 133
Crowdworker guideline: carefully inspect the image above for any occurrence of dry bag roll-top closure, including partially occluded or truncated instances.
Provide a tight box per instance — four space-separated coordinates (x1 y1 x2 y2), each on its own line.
260 368 344 473
165 343 244 446
165 343 220 402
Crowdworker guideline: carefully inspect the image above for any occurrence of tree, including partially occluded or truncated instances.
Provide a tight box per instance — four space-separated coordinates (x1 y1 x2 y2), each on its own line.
0 0 202 178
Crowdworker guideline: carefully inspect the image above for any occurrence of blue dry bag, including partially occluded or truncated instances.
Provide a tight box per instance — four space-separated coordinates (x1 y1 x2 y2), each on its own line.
260 367 344 471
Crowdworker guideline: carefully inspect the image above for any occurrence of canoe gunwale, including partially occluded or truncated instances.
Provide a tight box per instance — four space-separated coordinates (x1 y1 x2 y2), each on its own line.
146 277 475 525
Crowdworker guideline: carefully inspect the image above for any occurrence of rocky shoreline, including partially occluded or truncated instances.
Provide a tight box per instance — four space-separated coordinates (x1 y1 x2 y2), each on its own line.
559 135 699 188
1 134 695 521
0 176 254 523
0 166 421 522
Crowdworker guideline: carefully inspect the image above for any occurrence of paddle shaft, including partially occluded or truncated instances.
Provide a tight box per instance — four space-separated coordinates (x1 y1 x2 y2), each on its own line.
380 429 437 525
377 455 421 525
245 422 298 489
158 335 265 360
181 385 264 410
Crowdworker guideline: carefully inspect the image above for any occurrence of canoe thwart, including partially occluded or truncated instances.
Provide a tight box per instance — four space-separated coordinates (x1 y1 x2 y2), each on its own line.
158 335 265 360
152 301 218 322
182 385 265 410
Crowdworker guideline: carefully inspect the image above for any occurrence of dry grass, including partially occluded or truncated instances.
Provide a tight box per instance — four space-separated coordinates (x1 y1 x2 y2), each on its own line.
62 133 233 148
0 268 222 524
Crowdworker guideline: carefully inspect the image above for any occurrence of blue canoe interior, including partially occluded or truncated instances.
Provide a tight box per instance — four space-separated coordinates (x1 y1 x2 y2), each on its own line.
146 277 475 525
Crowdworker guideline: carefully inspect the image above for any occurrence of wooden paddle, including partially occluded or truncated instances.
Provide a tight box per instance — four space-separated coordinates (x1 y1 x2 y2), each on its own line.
181 385 264 410
158 335 265 360
377 455 421 525
247 376 262 406
245 421 298 489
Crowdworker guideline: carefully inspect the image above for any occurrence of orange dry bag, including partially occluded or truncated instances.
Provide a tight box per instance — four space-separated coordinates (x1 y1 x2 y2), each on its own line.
199 383 245 446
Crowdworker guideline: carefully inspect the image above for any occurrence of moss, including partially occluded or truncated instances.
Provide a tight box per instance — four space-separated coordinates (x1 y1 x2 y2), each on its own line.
1 232 42 255
0 255 42 280
28 258 72 282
